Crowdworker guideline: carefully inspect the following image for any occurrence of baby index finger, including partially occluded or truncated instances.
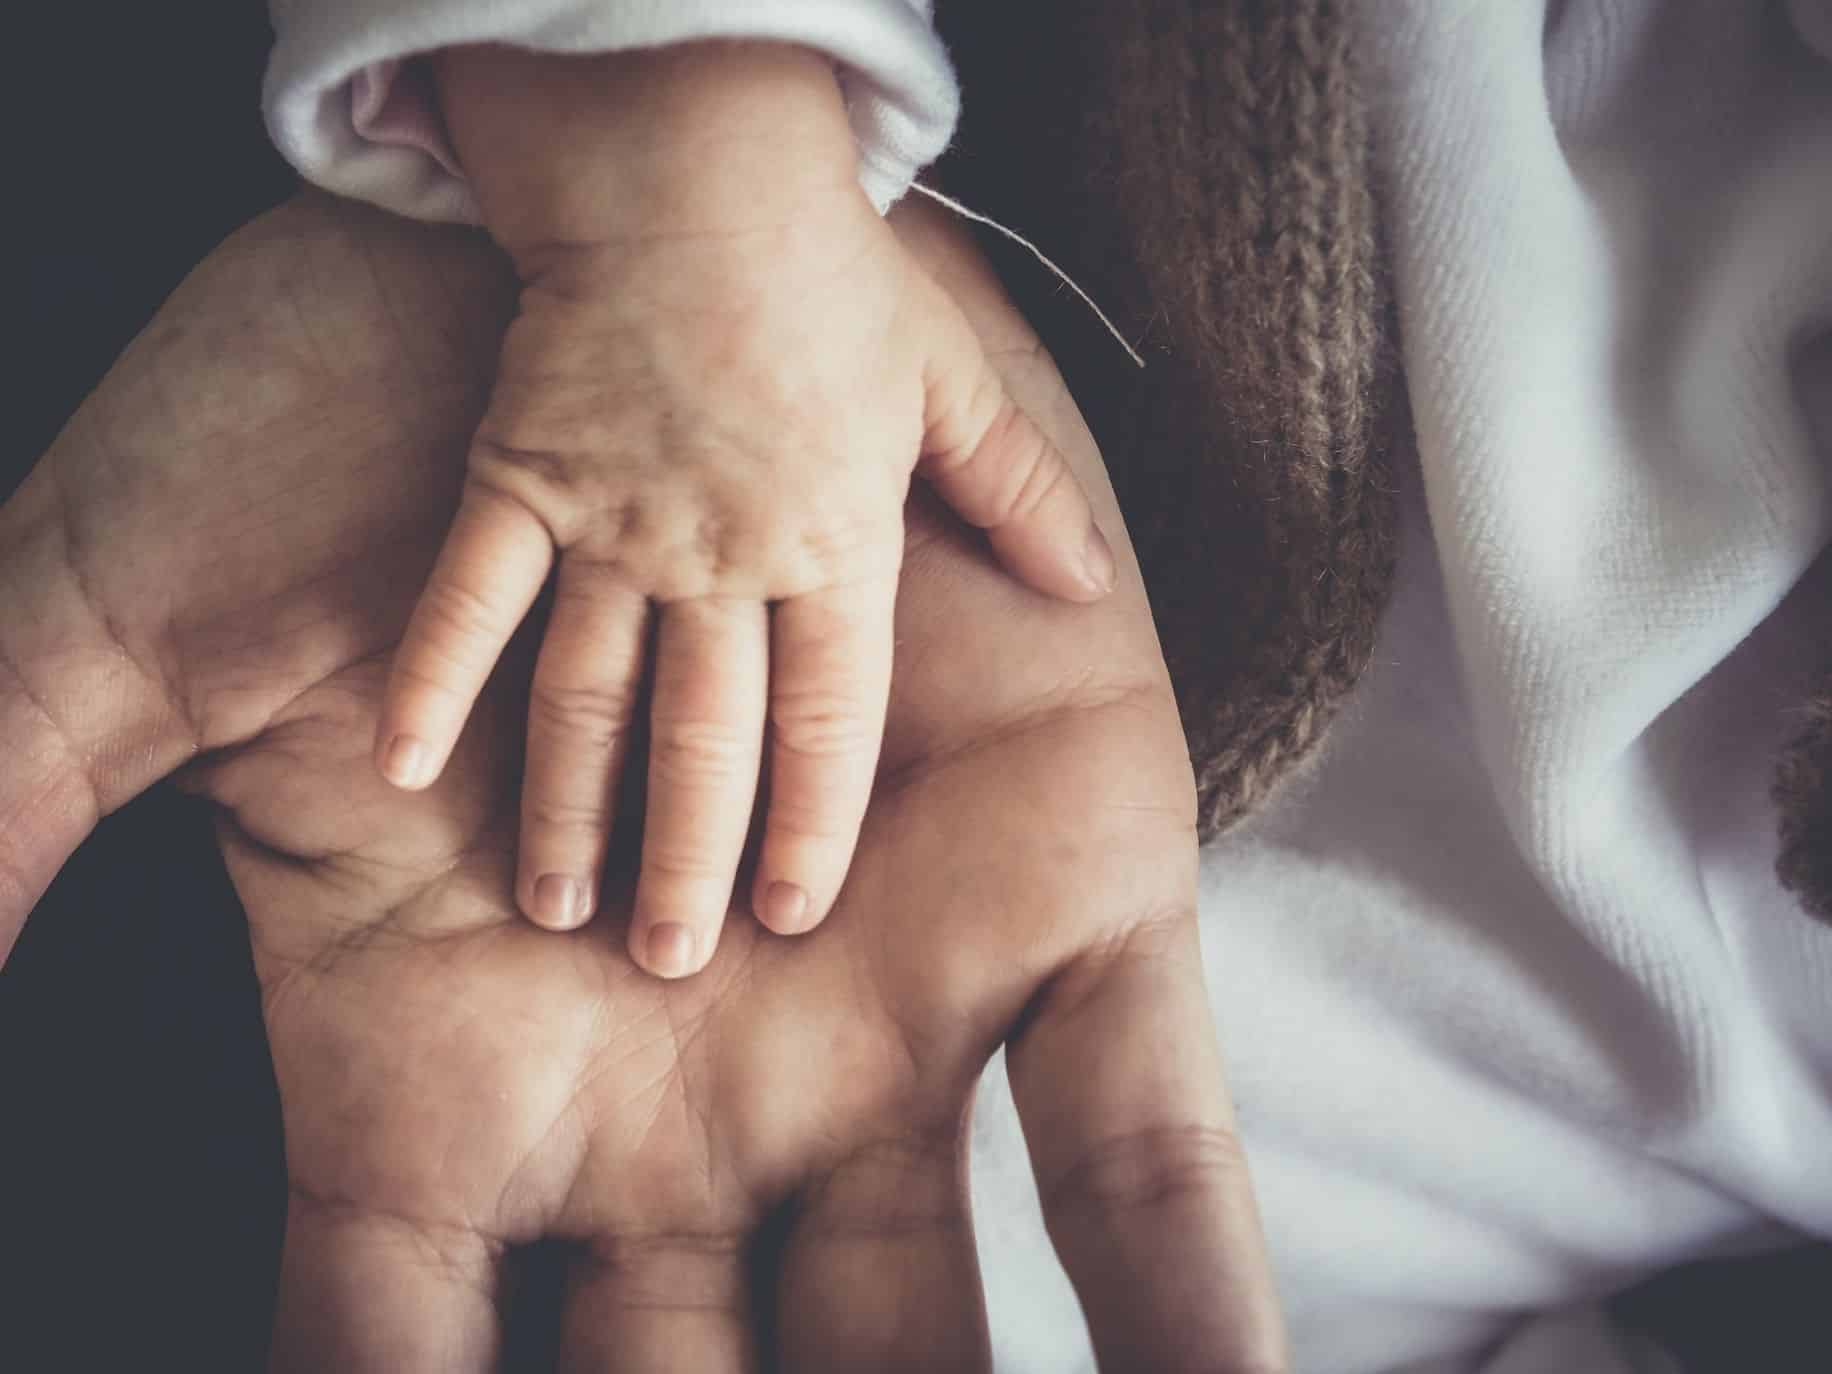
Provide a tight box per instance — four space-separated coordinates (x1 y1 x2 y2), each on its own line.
377 481 554 790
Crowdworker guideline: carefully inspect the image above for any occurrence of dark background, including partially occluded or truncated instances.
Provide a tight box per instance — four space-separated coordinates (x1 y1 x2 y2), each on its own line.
3 2 294 1369
3 4 1828 1370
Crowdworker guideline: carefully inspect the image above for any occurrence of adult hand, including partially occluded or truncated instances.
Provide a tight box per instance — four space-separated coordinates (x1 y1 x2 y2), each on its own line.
0 193 1285 1369
0 197 511 960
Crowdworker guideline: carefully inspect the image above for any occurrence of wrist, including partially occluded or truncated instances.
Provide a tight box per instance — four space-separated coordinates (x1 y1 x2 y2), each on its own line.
433 41 862 257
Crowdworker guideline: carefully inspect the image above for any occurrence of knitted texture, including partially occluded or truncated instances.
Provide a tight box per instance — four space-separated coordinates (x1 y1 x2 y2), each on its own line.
935 0 1404 839
1775 685 1832 924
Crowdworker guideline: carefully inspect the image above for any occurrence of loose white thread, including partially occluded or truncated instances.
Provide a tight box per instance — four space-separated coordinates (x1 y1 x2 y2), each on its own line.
909 181 1147 369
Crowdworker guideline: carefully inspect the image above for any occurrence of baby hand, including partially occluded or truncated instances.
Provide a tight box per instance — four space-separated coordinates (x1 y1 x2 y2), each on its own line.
374 42 1114 977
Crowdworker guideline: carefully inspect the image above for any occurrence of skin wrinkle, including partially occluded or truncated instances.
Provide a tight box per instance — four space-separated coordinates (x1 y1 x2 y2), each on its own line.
995 897 1192 1079
576 1226 754 1314
521 184 881 300
769 688 881 770
797 1129 970 1243
469 437 601 520
248 848 499 1006
511 1036 640 1219
45 449 203 767
0 742 90 922
935 393 1076 529
662 974 727 1216
399 580 529 688
469 421 909 601
519 978 721 1226
521 790 619 832
275 946 575 1245
213 808 365 883
1036 1121 1256 1232
350 215 439 394
0 627 95 815
195 687 446 873
286 1181 510 1287
494 977 618 1231
876 683 1171 801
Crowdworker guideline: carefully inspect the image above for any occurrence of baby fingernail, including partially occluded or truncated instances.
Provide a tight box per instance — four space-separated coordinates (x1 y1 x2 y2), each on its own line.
381 734 432 789
645 923 699 979
1081 524 1116 595
762 881 810 933
533 874 589 929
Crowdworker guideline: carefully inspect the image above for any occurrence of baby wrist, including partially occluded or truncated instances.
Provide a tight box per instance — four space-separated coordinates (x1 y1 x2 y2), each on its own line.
434 41 861 258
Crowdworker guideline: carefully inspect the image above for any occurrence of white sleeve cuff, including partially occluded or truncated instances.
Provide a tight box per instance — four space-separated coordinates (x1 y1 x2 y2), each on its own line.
264 0 959 222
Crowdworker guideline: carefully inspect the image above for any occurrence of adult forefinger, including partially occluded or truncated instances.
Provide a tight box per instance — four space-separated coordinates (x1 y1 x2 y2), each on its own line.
1006 913 1288 1372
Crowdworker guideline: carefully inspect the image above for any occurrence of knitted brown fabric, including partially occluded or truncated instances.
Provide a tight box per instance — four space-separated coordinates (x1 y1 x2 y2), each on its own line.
1774 684 1832 923
934 0 1405 839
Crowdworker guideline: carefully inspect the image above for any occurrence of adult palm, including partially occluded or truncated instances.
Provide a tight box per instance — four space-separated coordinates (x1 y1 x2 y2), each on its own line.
1 195 1283 1370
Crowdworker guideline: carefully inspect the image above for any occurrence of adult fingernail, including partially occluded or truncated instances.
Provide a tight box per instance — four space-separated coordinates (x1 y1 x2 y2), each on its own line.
762 881 810 933
533 874 590 929
645 923 698 979
380 734 432 789
1081 524 1116 595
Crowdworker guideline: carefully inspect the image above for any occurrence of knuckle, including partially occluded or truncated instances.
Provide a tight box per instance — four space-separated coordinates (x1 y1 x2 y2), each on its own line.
687 513 736 578
416 576 504 652
765 791 855 845
523 792 609 833
930 376 1012 477
1042 1124 1252 1224
641 843 727 886
770 688 879 763
1000 431 1071 524
463 462 564 537
467 442 614 548
469 437 581 500
649 718 755 786
389 656 477 706
529 679 637 749
673 511 768 598
790 513 904 584
553 554 639 605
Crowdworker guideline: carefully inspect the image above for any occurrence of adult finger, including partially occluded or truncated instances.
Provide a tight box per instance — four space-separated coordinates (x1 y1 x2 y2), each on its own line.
752 575 897 936
517 557 650 931
630 597 767 978
917 289 1114 605
1007 915 1288 1372
268 1191 503 1374
555 1233 755 1374
376 477 554 791
775 1130 991 1373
